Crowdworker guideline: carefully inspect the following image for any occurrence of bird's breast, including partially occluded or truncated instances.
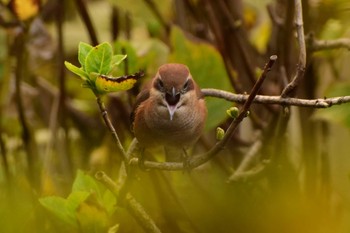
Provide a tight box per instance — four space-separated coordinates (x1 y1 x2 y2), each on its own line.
134 98 206 148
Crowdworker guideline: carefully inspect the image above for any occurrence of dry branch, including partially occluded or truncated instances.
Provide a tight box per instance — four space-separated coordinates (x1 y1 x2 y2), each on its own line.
309 37 350 51
201 89 350 108
281 0 306 97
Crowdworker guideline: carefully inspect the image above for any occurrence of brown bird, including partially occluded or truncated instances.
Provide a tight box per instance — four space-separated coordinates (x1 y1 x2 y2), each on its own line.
131 63 207 165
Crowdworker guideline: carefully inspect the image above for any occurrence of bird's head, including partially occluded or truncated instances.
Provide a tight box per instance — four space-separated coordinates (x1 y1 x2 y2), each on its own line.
152 63 196 120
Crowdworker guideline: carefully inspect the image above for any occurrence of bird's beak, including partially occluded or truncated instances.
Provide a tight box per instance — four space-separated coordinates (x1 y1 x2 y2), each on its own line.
166 87 179 121
166 104 177 121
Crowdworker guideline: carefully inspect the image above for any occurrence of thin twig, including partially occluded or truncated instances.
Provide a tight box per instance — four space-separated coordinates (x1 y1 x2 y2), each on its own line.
281 0 306 97
96 96 128 162
95 171 162 233
227 139 262 182
201 88 350 108
227 161 269 182
56 0 73 179
73 0 99 45
13 30 39 188
130 55 278 170
189 55 277 168
308 37 350 51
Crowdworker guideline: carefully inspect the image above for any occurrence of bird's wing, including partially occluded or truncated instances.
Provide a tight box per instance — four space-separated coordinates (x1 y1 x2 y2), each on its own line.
130 87 150 132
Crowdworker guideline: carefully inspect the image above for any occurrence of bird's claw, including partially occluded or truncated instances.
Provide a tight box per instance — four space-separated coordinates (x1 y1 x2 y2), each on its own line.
182 149 192 172
183 157 192 172
138 148 150 171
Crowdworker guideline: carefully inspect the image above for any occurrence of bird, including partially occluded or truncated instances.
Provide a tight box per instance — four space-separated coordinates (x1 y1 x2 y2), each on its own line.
131 63 207 166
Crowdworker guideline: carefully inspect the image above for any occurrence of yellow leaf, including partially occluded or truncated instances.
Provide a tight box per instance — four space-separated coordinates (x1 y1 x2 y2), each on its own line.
13 0 38 20
95 71 143 94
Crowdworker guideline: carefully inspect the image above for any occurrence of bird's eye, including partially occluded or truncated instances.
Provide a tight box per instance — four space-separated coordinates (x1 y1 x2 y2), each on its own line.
183 80 189 90
157 79 164 91
181 80 189 93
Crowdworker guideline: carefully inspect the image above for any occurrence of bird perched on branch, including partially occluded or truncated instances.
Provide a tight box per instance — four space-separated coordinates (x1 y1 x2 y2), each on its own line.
131 63 207 165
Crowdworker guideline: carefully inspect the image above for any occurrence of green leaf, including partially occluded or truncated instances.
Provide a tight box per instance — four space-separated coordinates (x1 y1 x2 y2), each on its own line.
102 190 117 216
114 40 139 74
64 61 88 80
72 170 102 199
39 196 75 226
78 42 93 68
39 191 90 228
66 191 91 213
76 201 109 233
111 54 127 67
72 170 117 215
168 26 233 130
85 42 113 75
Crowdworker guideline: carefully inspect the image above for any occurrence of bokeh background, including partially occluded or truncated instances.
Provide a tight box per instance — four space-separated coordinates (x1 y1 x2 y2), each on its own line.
1 0 350 232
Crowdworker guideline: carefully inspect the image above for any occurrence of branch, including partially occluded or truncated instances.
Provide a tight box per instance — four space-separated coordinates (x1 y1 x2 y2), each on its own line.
95 171 162 233
189 55 277 167
130 55 277 170
227 161 269 182
227 139 262 182
73 0 99 45
281 0 306 97
13 29 39 188
308 36 350 51
201 88 350 108
96 96 128 162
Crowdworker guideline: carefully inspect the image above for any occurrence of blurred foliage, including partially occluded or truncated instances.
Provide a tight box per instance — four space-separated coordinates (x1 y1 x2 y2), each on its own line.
40 170 116 232
1 0 350 233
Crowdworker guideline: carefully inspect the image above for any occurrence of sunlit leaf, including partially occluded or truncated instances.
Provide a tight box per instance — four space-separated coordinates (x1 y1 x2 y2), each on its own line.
66 191 91 213
12 0 39 20
39 191 90 228
85 42 113 75
78 42 93 68
64 61 88 80
111 54 127 66
169 26 233 130
39 196 74 226
71 170 117 214
72 170 103 199
102 190 117 216
95 73 141 94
